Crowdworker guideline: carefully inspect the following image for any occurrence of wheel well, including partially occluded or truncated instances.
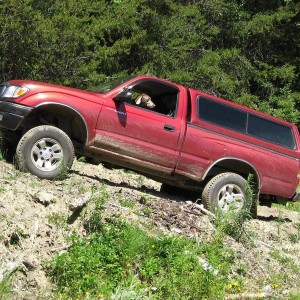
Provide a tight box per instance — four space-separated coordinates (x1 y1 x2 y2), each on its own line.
20 104 87 152
204 159 260 190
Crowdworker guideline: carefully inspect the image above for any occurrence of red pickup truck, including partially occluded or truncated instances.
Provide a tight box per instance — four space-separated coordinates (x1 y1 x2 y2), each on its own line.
1 75 300 214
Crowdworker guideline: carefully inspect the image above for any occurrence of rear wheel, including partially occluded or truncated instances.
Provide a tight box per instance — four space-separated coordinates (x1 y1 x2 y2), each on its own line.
202 172 249 213
16 125 74 179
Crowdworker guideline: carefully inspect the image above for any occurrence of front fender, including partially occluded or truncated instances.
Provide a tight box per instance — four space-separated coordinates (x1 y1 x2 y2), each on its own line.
18 92 103 144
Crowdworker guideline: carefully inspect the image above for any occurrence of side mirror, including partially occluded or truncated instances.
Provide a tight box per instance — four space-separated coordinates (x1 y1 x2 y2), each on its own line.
113 90 132 102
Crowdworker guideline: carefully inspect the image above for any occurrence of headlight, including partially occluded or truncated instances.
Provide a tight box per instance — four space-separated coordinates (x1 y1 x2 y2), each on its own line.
2 86 29 98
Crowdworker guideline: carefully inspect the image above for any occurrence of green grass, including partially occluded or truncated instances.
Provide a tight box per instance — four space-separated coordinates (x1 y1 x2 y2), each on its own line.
46 178 258 299
272 200 300 214
48 218 233 299
119 198 136 208
47 212 68 230
0 276 12 300
47 191 235 300
272 185 300 213
283 201 300 213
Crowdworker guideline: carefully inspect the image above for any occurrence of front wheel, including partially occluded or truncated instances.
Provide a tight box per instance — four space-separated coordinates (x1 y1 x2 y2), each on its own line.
202 172 249 213
16 125 74 179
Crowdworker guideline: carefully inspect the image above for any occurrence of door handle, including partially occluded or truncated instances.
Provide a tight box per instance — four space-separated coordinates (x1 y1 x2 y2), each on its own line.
164 124 175 132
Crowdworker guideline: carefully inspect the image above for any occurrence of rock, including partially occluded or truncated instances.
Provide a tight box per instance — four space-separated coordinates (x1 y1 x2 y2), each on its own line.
33 191 56 206
263 285 273 296
68 192 92 211
171 227 182 234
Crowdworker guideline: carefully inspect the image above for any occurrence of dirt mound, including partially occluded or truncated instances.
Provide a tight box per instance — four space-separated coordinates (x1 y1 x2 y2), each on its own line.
0 160 299 299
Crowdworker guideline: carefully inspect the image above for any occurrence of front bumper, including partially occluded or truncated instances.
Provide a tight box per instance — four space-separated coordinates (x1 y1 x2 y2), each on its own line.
0 101 32 130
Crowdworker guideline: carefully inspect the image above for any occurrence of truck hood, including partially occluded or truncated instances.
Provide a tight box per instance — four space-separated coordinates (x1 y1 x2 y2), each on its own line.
8 80 104 103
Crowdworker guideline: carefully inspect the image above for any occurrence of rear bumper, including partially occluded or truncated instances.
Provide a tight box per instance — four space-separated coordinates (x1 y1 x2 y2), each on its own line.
0 101 32 130
292 192 300 202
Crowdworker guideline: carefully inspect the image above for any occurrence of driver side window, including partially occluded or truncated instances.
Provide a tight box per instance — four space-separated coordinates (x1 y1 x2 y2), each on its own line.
128 81 178 118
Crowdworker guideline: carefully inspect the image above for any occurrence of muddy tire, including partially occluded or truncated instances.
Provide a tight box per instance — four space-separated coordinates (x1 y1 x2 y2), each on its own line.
16 125 74 179
202 172 248 213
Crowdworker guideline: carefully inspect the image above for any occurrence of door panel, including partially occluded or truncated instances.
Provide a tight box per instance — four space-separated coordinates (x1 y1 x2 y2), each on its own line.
95 101 181 170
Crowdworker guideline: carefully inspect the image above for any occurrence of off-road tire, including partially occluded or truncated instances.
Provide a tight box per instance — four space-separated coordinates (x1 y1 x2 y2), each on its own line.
202 172 249 213
16 125 74 179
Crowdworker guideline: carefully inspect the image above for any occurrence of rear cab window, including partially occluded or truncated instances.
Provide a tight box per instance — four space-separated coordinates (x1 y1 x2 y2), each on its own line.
197 96 296 149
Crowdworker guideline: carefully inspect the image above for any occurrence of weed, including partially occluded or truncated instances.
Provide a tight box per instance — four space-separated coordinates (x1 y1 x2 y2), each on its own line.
47 212 68 229
225 277 243 294
29 180 43 189
236 263 248 276
289 292 300 300
141 207 152 217
65 178 87 194
0 276 12 300
139 193 154 205
48 217 232 299
290 223 300 243
213 176 254 243
270 250 291 264
136 175 145 186
119 198 136 208
121 169 137 175
57 160 70 180
289 233 300 243
77 156 86 163
0 186 5 193
4 168 21 181
9 226 26 247
273 200 300 214
84 185 109 233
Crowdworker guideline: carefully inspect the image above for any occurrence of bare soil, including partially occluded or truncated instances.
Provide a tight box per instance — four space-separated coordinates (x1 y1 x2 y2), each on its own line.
0 159 299 299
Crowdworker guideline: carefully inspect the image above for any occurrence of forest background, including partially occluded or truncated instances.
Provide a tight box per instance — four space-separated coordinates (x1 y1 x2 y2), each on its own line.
0 0 299 125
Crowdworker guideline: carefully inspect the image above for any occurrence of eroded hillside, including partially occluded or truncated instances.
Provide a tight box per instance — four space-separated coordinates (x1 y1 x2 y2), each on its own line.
0 159 300 299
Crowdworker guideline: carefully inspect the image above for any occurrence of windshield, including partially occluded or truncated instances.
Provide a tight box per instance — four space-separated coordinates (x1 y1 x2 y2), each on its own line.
90 75 136 93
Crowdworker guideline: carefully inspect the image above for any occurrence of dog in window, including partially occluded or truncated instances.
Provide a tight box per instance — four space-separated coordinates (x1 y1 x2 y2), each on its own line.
135 94 156 109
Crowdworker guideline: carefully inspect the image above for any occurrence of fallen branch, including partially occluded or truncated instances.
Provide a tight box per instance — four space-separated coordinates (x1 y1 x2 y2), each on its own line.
225 292 271 299
193 203 216 219
109 202 129 210
50 244 71 253
183 209 203 217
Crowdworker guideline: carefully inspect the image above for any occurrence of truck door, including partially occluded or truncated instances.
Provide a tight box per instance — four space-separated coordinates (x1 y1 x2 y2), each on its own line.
94 80 185 171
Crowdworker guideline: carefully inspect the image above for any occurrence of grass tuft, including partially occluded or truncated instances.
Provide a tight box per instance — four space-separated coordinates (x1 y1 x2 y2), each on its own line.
0 276 12 300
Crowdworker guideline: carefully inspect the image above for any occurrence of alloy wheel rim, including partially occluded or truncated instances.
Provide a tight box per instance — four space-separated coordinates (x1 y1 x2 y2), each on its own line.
217 183 244 212
30 138 63 171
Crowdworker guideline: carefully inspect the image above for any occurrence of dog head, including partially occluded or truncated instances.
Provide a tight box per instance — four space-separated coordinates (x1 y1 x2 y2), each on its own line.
135 94 155 109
